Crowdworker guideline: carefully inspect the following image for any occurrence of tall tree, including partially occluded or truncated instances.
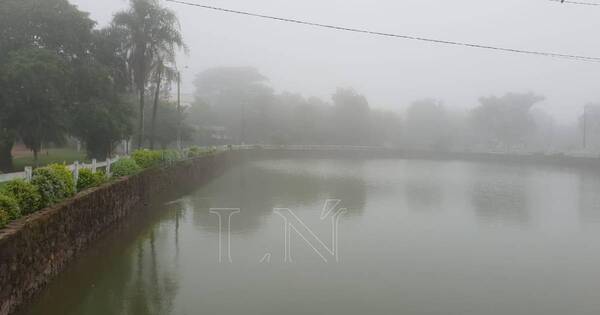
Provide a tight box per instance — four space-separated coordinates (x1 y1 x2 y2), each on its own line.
194 67 273 144
149 62 178 149
113 0 185 149
0 0 94 171
90 26 133 94
331 88 371 145
471 92 545 151
145 101 192 149
2 49 70 163
403 99 450 150
68 55 134 160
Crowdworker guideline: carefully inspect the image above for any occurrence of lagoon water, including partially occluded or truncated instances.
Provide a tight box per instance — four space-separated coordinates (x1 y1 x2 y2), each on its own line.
19 158 600 315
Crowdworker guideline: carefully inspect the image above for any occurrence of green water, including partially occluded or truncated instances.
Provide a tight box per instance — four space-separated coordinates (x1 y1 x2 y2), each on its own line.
19 159 600 315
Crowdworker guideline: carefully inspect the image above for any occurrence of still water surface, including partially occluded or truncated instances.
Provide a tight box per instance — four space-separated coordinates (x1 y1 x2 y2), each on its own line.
19 159 600 315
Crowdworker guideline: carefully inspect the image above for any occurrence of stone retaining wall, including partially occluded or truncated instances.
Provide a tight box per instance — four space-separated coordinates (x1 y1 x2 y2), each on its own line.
0 152 238 315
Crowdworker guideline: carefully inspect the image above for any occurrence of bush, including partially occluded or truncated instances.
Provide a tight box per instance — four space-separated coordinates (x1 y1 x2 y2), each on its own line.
0 209 9 228
31 164 75 208
0 194 20 221
132 149 163 169
111 158 141 177
1 179 42 215
187 146 216 158
49 164 75 197
77 169 107 191
159 149 181 164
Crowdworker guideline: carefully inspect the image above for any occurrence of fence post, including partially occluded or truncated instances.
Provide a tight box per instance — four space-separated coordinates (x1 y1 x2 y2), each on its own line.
92 159 97 173
106 157 111 175
24 166 33 182
73 161 80 185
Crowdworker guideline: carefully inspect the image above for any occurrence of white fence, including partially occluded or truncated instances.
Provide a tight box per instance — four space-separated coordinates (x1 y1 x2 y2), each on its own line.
0 145 382 184
0 155 125 184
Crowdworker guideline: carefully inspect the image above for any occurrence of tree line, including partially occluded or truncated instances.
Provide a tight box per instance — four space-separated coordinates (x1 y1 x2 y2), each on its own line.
189 67 591 154
1 0 595 173
0 0 185 172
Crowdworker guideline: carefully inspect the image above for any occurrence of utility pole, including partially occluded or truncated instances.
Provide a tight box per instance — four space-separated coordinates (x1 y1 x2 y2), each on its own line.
241 100 246 145
583 105 588 150
176 71 182 150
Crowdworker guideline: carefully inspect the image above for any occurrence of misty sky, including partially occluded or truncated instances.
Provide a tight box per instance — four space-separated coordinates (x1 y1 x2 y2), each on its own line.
69 0 600 124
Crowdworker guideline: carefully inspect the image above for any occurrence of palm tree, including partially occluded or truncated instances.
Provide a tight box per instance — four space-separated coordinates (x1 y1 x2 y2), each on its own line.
113 0 185 149
149 60 178 149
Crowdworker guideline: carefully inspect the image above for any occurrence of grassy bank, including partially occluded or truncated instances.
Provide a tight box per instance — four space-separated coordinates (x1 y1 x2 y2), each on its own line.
13 149 87 171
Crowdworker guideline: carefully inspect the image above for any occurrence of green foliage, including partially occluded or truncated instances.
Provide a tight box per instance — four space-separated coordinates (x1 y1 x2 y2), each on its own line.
1 179 42 215
49 164 75 197
32 168 62 207
0 0 131 172
0 193 20 221
77 169 107 191
132 150 163 169
187 146 216 158
2 49 70 159
0 0 95 64
113 0 186 149
0 209 9 228
144 101 193 149
159 150 182 164
71 97 134 160
31 164 75 208
111 158 141 177
69 57 134 160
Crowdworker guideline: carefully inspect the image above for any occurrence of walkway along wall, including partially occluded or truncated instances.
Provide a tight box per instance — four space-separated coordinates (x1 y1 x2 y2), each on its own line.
0 152 240 315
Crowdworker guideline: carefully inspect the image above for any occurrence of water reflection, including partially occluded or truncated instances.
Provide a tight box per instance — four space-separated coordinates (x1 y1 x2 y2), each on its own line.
470 166 531 226
404 181 443 212
19 158 600 315
190 160 368 234
578 171 600 224
18 202 183 315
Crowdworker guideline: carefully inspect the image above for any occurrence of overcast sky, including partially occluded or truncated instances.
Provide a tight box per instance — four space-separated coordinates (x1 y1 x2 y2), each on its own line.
69 0 600 123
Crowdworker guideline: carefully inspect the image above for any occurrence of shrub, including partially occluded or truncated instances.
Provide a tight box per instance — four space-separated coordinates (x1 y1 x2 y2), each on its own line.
187 146 201 158
49 164 75 197
187 146 215 158
132 149 163 169
0 209 9 228
1 179 42 215
0 194 20 221
111 158 141 177
31 164 75 208
77 169 107 191
159 149 181 164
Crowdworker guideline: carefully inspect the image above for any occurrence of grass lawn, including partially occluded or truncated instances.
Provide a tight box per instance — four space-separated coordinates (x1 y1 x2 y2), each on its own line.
12 148 87 171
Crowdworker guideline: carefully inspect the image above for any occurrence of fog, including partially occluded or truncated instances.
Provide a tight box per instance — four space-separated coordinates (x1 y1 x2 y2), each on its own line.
6 2 600 314
70 0 600 124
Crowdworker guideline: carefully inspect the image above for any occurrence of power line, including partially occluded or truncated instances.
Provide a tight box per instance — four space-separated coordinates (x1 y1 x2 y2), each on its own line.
165 0 600 63
548 0 600 6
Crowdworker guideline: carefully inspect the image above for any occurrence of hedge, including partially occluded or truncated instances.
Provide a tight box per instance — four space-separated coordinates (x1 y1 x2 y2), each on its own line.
0 148 220 229
111 158 141 177
31 164 75 208
77 169 107 191
160 149 181 164
0 194 20 222
187 146 217 158
132 150 163 169
1 179 42 215
0 208 9 228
